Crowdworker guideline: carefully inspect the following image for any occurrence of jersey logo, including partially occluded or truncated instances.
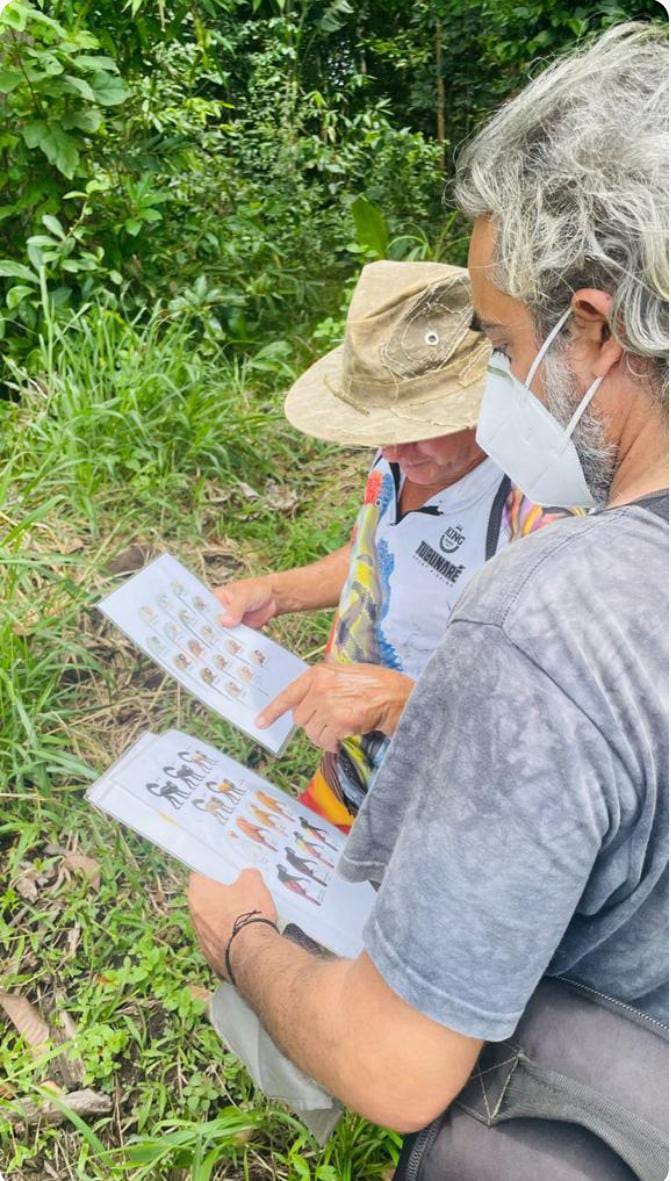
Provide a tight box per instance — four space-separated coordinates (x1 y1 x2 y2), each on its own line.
415 540 465 585
439 523 465 554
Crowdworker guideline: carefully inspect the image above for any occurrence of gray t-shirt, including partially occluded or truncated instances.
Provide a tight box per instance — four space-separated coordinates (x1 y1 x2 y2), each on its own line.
340 497 669 1041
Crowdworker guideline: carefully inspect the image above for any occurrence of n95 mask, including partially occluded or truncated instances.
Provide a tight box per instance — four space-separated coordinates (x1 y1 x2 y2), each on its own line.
476 307 603 509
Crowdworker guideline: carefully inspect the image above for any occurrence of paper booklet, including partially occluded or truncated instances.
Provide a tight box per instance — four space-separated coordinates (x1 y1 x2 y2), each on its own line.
87 729 375 960
97 553 307 756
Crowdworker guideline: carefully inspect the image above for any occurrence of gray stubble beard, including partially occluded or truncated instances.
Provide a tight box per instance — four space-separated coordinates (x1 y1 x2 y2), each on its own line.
543 350 617 507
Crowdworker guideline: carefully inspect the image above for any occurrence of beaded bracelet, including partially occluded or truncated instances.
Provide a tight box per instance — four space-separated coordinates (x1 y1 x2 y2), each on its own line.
224 909 279 987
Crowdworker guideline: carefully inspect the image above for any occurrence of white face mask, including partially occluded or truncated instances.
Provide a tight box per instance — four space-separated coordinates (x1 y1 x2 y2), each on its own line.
476 307 603 508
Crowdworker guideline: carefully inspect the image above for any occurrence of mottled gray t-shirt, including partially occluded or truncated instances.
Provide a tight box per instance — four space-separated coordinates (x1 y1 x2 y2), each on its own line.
340 497 669 1040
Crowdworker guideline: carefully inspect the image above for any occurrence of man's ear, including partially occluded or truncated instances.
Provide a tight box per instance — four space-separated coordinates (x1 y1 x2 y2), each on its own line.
571 288 623 378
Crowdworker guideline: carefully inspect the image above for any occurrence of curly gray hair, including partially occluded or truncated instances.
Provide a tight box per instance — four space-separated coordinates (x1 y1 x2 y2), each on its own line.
455 22 669 402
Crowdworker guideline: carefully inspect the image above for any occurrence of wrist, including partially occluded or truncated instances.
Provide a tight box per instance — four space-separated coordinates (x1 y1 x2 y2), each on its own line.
379 672 415 736
227 916 280 986
268 568 317 615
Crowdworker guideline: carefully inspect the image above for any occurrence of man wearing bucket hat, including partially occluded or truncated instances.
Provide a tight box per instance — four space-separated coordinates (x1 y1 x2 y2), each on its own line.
216 260 577 827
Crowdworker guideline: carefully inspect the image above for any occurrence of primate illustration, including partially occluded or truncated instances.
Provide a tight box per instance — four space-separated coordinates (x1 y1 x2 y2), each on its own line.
254 791 292 819
250 805 287 832
205 778 245 804
284 847 327 886
297 814 339 850
146 780 190 809
276 864 319 904
193 796 234 823
293 833 335 868
178 750 217 772
163 763 202 789
236 817 278 852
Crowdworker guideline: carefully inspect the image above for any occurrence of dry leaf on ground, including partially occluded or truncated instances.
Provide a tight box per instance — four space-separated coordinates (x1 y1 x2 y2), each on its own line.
0 992 50 1056
3 1087 112 1127
106 543 151 575
59 853 101 892
187 984 213 1004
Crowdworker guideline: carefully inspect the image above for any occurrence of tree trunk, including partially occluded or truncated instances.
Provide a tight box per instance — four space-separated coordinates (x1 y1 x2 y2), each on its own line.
435 21 446 169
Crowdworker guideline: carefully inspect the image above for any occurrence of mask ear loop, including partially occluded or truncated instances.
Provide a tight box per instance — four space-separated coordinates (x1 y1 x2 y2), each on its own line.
524 305 603 438
524 306 572 387
564 376 603 437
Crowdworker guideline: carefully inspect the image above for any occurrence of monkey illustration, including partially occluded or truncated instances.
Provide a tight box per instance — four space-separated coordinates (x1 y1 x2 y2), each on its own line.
146 780 190 809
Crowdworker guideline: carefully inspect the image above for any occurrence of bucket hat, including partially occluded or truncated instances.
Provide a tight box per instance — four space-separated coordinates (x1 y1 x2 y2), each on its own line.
284 260 490 446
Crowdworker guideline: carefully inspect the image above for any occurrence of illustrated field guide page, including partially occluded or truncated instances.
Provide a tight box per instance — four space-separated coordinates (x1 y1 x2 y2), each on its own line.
87 729 374 959
98 554 306 755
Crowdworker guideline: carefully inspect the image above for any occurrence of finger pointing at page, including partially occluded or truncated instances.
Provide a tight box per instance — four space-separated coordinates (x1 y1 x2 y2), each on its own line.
256 672 310 729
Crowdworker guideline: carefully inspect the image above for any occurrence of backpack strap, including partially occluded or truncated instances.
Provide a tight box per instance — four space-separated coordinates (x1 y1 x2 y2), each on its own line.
485 476 512 560
633 490 669 523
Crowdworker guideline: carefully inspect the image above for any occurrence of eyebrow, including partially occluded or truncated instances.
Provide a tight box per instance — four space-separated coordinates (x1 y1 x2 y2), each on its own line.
470 312 504 334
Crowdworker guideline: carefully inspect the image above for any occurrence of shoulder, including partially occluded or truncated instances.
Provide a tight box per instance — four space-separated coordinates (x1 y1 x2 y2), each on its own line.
504 487 586 541
452 503 668 638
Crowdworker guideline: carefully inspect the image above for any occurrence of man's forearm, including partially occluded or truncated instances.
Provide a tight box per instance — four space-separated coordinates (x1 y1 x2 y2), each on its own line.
269 544 351 614
226 922 481 1133
231 924 355 1100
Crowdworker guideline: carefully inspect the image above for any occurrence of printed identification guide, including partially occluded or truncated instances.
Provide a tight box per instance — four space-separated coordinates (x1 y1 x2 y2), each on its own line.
98 554 307 755
87 729 374 959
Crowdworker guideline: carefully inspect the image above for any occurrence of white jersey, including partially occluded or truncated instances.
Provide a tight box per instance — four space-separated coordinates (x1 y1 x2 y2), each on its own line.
332 452 509 679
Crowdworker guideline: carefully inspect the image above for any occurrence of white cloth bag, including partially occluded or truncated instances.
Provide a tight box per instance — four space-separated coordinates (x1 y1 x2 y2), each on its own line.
209 981 343 1144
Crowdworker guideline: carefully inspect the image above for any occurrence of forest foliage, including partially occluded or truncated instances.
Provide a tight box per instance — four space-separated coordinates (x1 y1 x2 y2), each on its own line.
0 0 664 371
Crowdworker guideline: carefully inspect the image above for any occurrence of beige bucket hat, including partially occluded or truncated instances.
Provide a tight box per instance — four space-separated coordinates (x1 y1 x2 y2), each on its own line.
284 260 490 446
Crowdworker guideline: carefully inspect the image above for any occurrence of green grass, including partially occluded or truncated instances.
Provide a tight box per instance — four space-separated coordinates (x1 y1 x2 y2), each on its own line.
0 307 398 1179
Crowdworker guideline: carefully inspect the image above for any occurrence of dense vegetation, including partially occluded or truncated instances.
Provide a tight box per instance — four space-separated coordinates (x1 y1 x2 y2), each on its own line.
0 1 665 1178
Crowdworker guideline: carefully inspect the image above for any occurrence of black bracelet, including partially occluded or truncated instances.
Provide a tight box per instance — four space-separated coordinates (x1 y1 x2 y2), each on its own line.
224 909 279 987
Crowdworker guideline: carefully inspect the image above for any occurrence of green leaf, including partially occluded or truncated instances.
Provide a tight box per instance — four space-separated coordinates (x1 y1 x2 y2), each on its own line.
22 120 48 151
62 109 103 134
0 69 23 93
89 70 129 106
6 284 33 309
42 214 66 239
74 54 119 73
63 73 97 102
22 122 80 178
0 260 38 283
350 194 389 259
26 241 45 269
124 218 142 236
0 1 28 32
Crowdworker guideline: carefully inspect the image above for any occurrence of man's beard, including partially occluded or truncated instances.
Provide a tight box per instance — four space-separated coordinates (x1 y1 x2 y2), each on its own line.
543 350 616 507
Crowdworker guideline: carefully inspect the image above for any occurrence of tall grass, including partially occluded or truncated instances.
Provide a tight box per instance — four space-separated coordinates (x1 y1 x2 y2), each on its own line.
3 305 285 529
0 304 394 1180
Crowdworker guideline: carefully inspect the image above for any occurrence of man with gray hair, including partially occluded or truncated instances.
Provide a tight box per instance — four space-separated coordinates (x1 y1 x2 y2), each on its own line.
188 22 668 1174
